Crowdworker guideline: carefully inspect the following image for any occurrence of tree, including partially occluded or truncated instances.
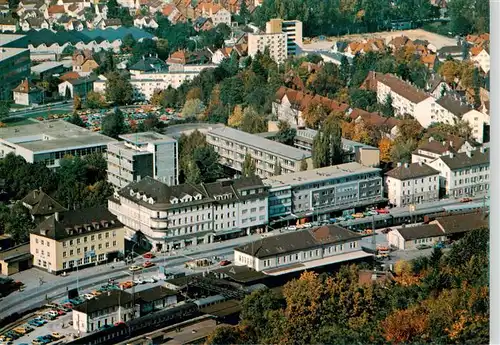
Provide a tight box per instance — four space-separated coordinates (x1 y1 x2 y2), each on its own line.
186 87 202 101
0 101 10 120
181 99 206 119
228 105 244 128
68 112 85 128
105 72 133 105
242 153 256 177
378 137 392 162
312 116 343 168
275 120 296 146
192 146 223 183
382 94 394 117
184 159 202 184
300 158 308 171
101 109 128 139
273 161 282 176
302 102 330 129
4 203 35 244
390 138 417 163
73 95 82 111
237 0 250 24
241 107 267 134
85 91 106 109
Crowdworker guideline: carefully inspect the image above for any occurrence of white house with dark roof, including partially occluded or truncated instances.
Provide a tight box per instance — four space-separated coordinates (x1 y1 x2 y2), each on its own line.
384 162 440 207
427 148 489 197
411 136 475 164
108 176 269 251
388 224 445 250
234 224 372 274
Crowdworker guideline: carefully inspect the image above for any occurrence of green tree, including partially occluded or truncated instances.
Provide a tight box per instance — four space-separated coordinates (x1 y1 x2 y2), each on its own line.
85 91 106 109
192 146 223 183
273 161 282 176
237 0 250 24
241 107 267 134
275 120 296 146
68 112 85 128
185 159 202 184
0 101 10 120
105 72 133 105
312 116 343 168
5 203 35 243
101 109 128 139
181 99 205 119
382 94 395 117
242 153 256 177
300 158 308 171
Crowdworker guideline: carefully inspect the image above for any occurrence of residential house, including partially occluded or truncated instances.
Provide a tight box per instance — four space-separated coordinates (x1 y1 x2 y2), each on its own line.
348 108 402 139
197 3 231 26
20 18 49 31
346 38 386 56
21 188 67 223
129 56 167 75
384 162 440 207
108 175 269 250
420 53 438 69
273 86 349 128
211 46 233 64
193 17 213 32
58 75 96 98
12 79 43 106
0 16 18 32
45 5 65 19
422 94 473 128
411 136 475 164
72 49 99 74
133 16 159 29
387 35 413 51
29 206 126 274
135 286 178 317
437 45 463 61
426 75 450 99
361 72 435 120
162 4 186 24
95 18 122 29
462 108 489 143
469 46 490 74
234 225 371 274
427 147 489 197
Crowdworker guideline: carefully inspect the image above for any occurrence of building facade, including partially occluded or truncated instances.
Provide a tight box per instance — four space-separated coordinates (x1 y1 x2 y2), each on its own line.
265 18 303 56
427 148 490 197
107 132 178 191
264 162 384 221
0 120 116 169
206 126 312 178
29 206 126 274
247 32 287 64
384 162 440 207
0 47 30 100
234 225 370 273
108 176 269 251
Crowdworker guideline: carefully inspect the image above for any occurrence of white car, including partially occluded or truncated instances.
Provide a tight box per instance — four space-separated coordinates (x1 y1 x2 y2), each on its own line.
336 216 346 222
303 223 313 228
368 210 378 216
82 293 94 300
144 277 156 284
133 278 144 285
286 225 297 231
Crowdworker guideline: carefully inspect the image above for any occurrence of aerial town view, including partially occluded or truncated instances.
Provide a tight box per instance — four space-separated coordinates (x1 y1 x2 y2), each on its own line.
0 0 491 343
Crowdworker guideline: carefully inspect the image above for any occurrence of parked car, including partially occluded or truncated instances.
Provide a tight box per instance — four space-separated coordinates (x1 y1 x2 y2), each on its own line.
143 277 156 284
142 261 155 268
129 265 142 272
460 197 472 203
336 216 346 222
381 228 392 234
82 293 94 300
286 225 297 231
377 208 390 214
119 281 135 289
143 252 155 259
219 260 231 266
51 332 64 340
352 213 364 218
133 278 145 285
417 244 432 250
114 321 125 326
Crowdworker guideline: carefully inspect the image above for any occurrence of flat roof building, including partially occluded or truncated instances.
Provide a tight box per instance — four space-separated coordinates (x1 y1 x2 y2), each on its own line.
206 126 312 178
0 46 30 100
0 120 116 169
234 224 372 274
264 162 384 221
107 132 178 191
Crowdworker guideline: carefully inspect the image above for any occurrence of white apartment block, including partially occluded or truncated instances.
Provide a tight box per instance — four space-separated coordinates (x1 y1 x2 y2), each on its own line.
427 148 489 197
0 120 115 169
206 126 312 178
248 32 287 64
462 109 490 144
107 132 178 191
384 162 440 208
234 225 371 274
265 18 303 56
108 176 269 251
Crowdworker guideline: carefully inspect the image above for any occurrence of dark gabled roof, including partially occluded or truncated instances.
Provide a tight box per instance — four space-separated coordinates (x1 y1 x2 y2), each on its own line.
67 75 98 86
397 224 444 241
32 206 122 241
439 149 489 170
21 189 67 216
436 94 473 117
129 56 167 72
74 290 133 314
134 286 177 303
0 16 16 25
434 213 489 234
235 225 365 259
385 162 439 180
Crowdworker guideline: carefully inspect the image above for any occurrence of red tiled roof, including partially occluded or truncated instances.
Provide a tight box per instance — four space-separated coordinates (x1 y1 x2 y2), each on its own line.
47 5 64 14
275 86 349 114
361 72 430 104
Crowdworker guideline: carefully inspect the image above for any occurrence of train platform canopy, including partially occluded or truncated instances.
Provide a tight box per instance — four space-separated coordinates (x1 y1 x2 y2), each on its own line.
200 299 242 317
212 265 267 284
261 250 374 276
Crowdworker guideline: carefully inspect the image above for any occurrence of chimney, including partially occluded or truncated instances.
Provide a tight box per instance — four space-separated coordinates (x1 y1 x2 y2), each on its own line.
442 141 446 146
480 146 485 153
397 162 402 167
449 153 454 158
449 140 453 147
55 212 59 221
466 151 472 158
404 163 409 168
428 137 433 142
418 161 423 166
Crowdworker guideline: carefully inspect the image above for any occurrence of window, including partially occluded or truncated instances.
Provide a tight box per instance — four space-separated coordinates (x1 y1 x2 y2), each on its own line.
98 234 102 240
63 251 67 258
113 241 116 247
69 240 73 246
91 235 95 241
77 238 80 244
106 242 110 248
77 248 81 254
105 232 109 238
98 244 102 250
84 236 88 243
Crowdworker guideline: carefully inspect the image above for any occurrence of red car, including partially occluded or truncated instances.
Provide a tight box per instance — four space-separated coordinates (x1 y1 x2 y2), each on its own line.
377 209 390 214
114 321 125 326
143 261 155 268
219 260 231 266
56 310 66 316
143 252 155 259
62 303 74 309
460 197 472 203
